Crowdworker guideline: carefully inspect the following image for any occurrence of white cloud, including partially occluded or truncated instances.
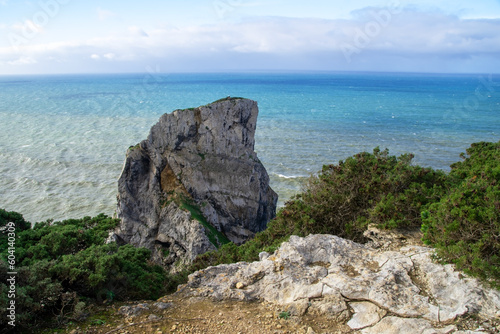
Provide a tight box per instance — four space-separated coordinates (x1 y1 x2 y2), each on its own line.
7 56 37 65
97 7 117 21
1 7 500 73
103 53 116 60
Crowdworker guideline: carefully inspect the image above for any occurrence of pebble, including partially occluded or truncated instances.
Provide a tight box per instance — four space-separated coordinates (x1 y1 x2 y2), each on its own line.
236 282 245 289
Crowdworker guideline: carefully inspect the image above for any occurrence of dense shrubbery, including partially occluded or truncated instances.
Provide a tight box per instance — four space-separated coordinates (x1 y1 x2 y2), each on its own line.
0 212 168 331
422 141 500 286
192 142 500 288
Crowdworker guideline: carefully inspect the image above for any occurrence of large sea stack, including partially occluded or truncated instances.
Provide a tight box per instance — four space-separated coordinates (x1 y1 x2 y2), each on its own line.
112 98 278 270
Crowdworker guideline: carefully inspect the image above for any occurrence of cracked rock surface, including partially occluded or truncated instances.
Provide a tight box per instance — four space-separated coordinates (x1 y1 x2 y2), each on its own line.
180 234 500 333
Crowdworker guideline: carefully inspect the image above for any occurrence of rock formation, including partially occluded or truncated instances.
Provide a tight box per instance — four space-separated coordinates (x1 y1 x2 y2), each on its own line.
180 234 500 333
112 98 278 270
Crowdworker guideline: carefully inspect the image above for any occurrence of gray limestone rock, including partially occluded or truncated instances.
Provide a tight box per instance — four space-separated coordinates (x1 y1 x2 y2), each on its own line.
118 303 150 317
347 302 386 330
361 317 456 334
113 98 277 270
153 302 173 310
179 234 500 332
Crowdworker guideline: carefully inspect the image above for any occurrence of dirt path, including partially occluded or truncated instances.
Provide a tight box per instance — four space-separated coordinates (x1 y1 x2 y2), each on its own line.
67 294 351 334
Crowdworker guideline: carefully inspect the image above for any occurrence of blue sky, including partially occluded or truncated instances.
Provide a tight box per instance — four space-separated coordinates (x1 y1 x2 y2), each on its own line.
0 0 500 74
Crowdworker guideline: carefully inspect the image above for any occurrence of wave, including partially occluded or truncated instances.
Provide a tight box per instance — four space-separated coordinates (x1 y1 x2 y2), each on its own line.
272 173 307 180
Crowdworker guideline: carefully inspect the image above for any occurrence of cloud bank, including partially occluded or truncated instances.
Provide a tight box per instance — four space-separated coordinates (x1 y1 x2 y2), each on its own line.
0 7 499 74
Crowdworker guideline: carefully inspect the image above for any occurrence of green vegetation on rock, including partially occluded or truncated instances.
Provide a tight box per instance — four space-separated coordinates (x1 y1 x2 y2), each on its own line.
179 195 231 248
212 96 245 104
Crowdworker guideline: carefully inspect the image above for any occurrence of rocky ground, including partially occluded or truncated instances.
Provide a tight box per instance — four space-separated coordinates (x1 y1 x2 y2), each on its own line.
63 294 352 334
58 290 498 334
58 227 499 334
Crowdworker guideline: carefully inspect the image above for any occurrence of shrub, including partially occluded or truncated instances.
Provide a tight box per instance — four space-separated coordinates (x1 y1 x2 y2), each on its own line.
0 209 31 254
51 243 166 301
422 141 500 287
12 214 120 267
0 214 169 331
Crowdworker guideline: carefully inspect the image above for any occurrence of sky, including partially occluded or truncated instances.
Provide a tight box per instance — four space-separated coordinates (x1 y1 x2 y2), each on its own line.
0 0 500 74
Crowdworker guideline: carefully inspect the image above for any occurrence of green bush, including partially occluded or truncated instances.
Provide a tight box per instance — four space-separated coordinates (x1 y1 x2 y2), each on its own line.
0 209 31 254
0 214 169 332
51 243 166 300
12 214 120 267
422 141 500 287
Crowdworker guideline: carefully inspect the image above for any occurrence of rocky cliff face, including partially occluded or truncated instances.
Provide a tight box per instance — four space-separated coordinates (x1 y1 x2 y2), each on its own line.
113 98 278 270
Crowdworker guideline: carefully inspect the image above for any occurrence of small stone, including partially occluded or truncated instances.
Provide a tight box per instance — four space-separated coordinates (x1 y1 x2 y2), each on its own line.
153 302 173 310
148 314 161 321
171 324 177 331
259 252 270 261
307 327 316 334
236 282 245 289
118 304 149 317
277 324 282 329
348 301 386 330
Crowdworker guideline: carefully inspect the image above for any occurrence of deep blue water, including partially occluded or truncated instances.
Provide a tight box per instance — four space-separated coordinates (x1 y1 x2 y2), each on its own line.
0 72 499 222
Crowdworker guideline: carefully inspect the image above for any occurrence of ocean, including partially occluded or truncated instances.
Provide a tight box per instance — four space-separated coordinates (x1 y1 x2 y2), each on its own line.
0 72 499 223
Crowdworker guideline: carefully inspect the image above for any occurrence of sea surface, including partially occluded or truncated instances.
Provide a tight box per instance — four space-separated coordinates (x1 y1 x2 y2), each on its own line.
0 72 499 223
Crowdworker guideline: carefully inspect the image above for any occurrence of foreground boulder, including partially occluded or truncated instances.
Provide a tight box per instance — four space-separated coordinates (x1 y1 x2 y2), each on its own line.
180 234 500 333
113 98 278 270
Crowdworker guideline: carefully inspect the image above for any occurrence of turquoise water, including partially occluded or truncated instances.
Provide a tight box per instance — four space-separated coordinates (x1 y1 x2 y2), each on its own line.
0 72 499 223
